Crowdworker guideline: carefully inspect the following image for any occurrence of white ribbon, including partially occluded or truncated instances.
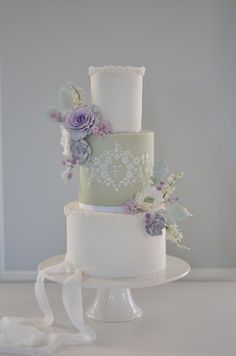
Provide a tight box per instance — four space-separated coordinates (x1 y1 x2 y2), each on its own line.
0 260 96 355
79 202 125 213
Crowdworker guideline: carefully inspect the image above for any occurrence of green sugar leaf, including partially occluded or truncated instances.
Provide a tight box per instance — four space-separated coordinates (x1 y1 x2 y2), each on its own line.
144 197 155 204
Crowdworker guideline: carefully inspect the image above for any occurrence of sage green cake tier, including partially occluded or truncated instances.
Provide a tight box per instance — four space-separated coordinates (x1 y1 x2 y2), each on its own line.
79 130 154 208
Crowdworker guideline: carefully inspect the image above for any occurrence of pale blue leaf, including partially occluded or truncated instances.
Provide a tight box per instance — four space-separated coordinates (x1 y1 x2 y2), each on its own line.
152 160 169 184
59 87 73 111
164 204 193 223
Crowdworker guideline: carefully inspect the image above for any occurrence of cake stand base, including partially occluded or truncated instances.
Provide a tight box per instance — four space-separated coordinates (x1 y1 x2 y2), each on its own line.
86 288 143 322
38 255 190 323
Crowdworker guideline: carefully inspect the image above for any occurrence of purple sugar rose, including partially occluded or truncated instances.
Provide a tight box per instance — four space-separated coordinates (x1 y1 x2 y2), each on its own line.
145 212 165 236
70 139 91 165
65 105 100 140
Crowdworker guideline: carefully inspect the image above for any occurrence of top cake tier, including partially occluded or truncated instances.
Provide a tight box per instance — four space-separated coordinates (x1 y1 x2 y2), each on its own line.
89 66 145 132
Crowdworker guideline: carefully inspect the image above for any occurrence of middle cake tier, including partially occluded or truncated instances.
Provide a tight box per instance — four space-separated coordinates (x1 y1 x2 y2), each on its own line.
79 130 154 210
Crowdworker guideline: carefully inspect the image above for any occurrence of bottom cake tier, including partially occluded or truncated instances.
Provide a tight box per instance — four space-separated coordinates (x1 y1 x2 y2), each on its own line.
65 201 166 278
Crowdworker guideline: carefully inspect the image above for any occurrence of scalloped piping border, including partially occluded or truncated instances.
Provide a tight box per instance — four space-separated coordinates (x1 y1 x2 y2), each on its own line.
89 65 145 76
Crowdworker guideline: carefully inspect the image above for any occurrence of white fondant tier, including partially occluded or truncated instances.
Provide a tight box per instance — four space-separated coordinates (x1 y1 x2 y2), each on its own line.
65 202 166 278
89 65 145 132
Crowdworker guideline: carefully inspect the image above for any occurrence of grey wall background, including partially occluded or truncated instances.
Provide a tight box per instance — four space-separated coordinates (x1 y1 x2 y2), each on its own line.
0 0 236 271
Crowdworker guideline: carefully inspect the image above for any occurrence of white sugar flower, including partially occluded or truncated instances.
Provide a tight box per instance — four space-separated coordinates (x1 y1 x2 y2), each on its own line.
134 186 163 212
60 126 71 157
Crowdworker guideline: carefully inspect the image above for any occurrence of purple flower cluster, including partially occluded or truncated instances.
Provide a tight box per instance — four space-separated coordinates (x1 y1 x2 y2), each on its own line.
156 180 165 191
92 120 112 138
47 109 64 123
145 212 165 236
124 199 139 214
47 84 113 181
166 197 179 205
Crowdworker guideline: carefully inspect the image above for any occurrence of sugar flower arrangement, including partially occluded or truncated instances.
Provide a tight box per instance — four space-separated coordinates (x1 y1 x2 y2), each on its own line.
124 161 192 248
46 83 112 183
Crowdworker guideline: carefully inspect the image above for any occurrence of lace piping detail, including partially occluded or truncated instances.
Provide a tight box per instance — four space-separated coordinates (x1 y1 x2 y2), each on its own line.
88 66 145 76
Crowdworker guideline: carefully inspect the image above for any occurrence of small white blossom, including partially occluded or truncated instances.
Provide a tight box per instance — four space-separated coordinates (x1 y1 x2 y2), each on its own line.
135 186 163 212
60 126 71 157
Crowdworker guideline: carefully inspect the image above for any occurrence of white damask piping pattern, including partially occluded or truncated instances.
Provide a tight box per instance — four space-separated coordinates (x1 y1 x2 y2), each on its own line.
83 141 152 193
88 66 145 76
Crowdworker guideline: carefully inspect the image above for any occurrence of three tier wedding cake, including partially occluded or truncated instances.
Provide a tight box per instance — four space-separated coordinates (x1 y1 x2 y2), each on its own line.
47 65 191 279
0 66 191 355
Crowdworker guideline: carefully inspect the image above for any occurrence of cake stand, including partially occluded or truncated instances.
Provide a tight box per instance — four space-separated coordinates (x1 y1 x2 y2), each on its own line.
38 255 190 322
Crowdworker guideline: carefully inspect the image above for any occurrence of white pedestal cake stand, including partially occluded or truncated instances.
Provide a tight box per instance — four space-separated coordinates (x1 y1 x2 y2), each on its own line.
38 255 190 322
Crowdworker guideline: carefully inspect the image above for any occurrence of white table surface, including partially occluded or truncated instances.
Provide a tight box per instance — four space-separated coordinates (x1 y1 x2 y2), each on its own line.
0 281 235 356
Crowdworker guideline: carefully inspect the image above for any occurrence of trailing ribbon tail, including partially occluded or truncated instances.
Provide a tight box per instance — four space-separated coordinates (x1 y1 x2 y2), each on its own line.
0 260 96 355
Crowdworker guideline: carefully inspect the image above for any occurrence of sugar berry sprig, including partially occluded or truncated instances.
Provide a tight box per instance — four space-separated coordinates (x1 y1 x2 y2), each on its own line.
161 172 184 199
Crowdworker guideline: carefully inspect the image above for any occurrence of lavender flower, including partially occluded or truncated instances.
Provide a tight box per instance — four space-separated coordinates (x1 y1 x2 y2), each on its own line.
62 158 77 166
46 108 64 123
70 139 91 165
145 213 153 225
124 199 139 214
65 105 100 140
145 212 165 236
61 166 74 185
92 120 112 137
61 157 78 184
156 180 165 191
167 197 179 205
